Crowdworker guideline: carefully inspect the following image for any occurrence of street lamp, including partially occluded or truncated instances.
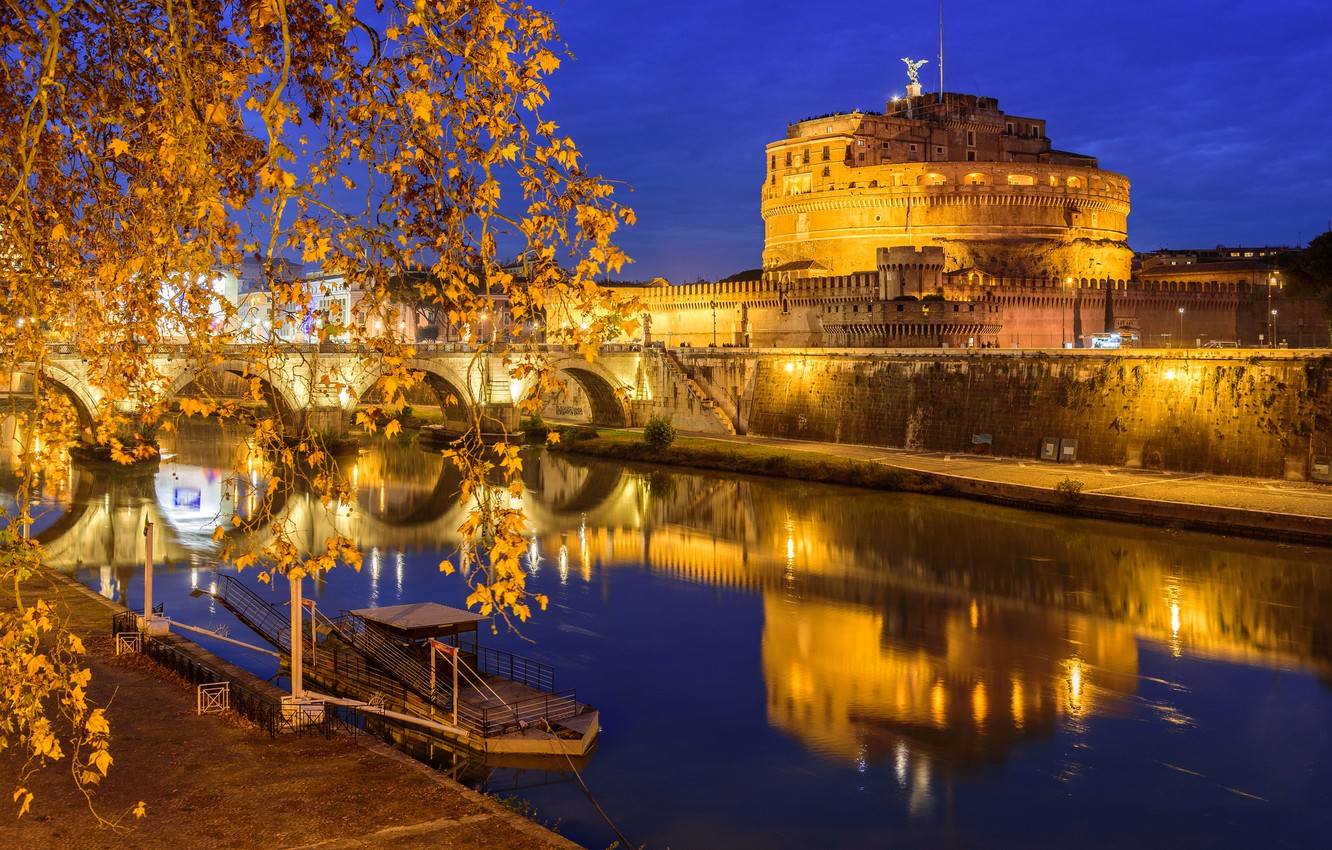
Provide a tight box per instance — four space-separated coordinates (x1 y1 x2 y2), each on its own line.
1063 277 1072 348
1177 306 1185 348
710 299 718 347
1270 309 1278 348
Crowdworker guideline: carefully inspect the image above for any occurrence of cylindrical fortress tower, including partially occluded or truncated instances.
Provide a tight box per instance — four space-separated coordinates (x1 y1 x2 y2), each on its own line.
761 93 1131 280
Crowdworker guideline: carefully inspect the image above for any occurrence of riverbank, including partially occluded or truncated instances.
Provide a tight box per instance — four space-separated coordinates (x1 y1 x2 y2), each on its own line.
551 428 1332 548
0 568 583 850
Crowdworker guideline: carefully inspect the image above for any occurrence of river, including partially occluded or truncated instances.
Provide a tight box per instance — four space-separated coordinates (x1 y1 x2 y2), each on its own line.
9 420 1332 848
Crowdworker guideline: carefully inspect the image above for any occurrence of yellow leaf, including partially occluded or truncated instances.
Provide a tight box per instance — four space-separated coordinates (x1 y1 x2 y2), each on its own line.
109 138 130 157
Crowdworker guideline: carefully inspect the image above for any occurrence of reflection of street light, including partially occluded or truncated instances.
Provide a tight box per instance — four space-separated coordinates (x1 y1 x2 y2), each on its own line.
1177 306 1185 348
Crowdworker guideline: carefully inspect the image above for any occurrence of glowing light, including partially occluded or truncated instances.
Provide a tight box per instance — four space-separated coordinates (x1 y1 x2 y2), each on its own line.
930 680 947 728
1064 656 1087 719
1164 369 1177 380
558 545 569 584
894 742 909 787
1011 676 1025 729
972 681 989 728
784 361 795 373
969 599 979 630
338 386 350 406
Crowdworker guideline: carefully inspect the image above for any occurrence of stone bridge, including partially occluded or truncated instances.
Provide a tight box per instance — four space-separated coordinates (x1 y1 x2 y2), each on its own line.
17 342 655 433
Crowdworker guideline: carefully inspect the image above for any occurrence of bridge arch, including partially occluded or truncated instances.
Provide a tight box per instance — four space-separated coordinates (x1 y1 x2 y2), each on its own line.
34 362 102 426
168 359 304 426
549 356 630 427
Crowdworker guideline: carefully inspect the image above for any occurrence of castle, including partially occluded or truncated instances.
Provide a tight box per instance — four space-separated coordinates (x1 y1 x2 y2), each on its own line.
761 91 1131 282
615 77 1321 350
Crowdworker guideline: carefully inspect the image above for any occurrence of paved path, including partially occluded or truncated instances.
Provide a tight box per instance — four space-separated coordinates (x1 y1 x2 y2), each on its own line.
709 433 1332 545
0 570 583 850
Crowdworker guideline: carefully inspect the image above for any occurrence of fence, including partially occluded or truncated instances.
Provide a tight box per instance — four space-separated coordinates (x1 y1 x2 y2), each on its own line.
110 611 361 740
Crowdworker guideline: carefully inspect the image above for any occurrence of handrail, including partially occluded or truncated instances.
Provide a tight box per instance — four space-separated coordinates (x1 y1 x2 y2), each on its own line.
328 611 452 709
195 574 291 651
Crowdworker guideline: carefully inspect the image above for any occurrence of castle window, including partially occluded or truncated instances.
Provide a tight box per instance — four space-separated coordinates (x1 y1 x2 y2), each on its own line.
785 151 791 167
965 172 991 185
967 130 975 147
1006 122 1013 134
822 166 830 177
857 153 864 162
967 151 976 161
935 146 944 155
909 144 918 152
1007 174 1035 186
770 155 775 171
822 145 830 160
897 304 905 312
1066 175 1085 188
857 139 865 146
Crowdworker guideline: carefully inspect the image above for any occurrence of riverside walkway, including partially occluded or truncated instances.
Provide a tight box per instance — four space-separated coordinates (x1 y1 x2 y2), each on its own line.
0 570 583 850
714 433 1332 547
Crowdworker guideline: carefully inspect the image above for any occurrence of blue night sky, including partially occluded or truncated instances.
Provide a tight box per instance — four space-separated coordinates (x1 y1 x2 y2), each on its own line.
533 0 1332 282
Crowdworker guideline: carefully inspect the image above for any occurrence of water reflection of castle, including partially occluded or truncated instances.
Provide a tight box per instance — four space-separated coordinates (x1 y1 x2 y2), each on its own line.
23 432 1332 778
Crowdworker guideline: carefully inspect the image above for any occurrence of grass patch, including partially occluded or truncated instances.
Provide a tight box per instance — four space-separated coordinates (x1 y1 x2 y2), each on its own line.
550 428 937 493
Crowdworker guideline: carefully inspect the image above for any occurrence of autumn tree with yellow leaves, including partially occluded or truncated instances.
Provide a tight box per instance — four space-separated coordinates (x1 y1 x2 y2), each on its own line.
2 0 635 820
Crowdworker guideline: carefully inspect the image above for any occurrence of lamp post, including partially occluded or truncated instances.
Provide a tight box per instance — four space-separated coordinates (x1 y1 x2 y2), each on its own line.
1267 275 1275 346
1063 277 1072 348
1178 307 1185 348
710 299 718 347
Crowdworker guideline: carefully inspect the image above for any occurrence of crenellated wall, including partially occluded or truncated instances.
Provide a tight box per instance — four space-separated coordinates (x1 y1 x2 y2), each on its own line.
611 272 1327 351
672 348 1332 482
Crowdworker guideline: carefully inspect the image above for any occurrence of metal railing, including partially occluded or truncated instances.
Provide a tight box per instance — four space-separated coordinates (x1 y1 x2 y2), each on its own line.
112 611 283 736
199 574 291 651
472 645 557 693
111 610 364 740
329 611 452 709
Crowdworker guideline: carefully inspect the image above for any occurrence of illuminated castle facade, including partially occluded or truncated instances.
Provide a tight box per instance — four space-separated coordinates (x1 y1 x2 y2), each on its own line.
761 92 1132 282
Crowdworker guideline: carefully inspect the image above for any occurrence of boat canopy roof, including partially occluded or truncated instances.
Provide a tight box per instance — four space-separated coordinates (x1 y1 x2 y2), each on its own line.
348 602 488 641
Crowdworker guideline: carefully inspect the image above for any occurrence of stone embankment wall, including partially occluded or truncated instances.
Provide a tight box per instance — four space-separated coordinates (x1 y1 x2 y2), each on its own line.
676 349 1332 481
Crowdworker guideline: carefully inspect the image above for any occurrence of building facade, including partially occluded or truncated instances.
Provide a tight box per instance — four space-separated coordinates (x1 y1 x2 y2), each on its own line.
761 92 1132 282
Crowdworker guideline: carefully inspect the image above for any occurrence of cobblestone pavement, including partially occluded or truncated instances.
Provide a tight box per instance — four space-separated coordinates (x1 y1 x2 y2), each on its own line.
1 572 583 850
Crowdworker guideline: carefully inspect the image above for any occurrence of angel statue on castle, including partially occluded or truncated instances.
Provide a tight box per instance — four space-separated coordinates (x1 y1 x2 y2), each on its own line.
902 57 928 85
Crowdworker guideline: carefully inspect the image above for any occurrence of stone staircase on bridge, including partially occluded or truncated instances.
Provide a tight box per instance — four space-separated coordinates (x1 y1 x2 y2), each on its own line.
659 350 736 435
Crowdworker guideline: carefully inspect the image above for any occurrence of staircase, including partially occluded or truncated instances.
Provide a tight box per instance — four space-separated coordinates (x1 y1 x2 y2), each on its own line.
190 574 291 652
327 610 452 709
659 350 737 434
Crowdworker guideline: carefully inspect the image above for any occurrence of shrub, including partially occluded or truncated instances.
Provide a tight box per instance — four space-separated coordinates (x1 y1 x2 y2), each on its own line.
1055 476 1085 506
642 414 677 450
519 414 550 442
